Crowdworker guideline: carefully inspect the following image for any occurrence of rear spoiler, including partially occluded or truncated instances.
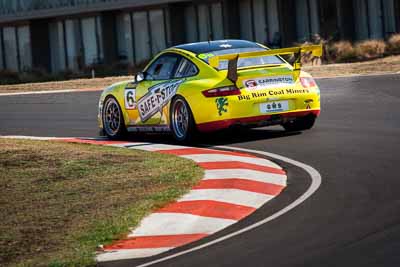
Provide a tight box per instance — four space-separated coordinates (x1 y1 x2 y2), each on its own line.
208 45 323 83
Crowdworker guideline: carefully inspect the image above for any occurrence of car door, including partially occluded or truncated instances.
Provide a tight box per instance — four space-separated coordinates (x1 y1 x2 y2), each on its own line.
128 53 181 126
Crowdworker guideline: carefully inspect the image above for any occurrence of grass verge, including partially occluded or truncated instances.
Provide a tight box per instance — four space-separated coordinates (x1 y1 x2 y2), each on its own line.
0 139 203 267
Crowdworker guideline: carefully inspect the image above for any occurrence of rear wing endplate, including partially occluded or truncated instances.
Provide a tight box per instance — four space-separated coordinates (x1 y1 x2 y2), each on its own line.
208 45 323 83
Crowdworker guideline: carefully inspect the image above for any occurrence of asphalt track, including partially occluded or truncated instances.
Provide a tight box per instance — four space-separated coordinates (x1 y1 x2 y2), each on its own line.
1 74 400 267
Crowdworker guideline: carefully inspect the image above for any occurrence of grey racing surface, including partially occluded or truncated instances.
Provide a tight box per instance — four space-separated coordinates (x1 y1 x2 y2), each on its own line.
1 74 400 267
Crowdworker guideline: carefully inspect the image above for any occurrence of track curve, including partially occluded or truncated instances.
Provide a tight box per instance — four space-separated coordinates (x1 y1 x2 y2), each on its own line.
1 74 400 267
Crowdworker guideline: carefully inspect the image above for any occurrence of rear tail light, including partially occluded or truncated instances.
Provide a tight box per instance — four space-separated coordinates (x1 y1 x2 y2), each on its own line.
202 86 241 97
300 77 317 88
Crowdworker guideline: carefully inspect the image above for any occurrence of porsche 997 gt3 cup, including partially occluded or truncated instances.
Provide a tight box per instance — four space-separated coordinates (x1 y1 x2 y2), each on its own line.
98 40 322 142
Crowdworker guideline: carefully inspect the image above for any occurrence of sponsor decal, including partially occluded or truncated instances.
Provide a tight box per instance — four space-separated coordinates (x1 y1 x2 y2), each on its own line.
125 89 137 109
198 53 215 60
260 100 289 114
215 97 228 116
257 88 309 96
237 88 310 101
243 75 294 90
137 79 184 122
244 80 258 88
238 94 251 101
285 88 310 94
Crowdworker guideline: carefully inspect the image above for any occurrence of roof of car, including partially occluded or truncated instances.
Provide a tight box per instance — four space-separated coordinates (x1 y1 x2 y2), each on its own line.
174 39 262 54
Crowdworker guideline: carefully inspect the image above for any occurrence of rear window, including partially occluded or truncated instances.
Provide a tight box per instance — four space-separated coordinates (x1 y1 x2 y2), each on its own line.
198 47 284 70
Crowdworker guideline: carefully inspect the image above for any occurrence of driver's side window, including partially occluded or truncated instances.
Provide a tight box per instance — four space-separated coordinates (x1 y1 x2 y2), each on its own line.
146 54 179 81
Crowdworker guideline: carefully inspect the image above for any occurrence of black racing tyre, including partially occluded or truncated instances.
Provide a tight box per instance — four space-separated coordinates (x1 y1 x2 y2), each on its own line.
102 96 127 139
170 96 196 143
282 114 316 132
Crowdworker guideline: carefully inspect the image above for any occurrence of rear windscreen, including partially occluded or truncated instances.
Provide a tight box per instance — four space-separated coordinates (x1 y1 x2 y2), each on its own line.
198 47 284 70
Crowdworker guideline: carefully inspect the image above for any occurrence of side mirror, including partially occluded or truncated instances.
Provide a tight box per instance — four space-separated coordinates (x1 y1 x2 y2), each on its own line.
135 72 145 83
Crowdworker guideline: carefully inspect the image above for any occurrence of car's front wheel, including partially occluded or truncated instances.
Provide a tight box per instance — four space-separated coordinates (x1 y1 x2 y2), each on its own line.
282 114 316 132
170 96 196 143
102 96 126 139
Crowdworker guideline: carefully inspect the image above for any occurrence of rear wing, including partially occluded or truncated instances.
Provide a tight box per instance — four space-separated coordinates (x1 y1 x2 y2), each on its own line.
208 45 323 83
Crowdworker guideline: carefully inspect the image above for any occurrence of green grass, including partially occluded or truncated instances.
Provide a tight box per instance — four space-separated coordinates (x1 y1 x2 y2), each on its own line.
0 139 203 267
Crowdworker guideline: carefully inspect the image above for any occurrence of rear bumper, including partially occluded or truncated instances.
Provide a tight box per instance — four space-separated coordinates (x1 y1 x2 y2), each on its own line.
197 109 320 132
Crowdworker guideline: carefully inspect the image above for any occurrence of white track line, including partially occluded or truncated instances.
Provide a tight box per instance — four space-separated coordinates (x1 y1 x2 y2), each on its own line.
128 213 236 237
0 88 102 97
0 135 60 140
135 146 321 267
204 169 287 186
97 248 172 262
181 154 281 169
179 189 274 208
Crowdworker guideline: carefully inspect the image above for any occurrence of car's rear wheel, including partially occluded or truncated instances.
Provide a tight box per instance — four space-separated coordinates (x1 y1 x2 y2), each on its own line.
282 114 316 132
170 96 196 143
102 96 126 139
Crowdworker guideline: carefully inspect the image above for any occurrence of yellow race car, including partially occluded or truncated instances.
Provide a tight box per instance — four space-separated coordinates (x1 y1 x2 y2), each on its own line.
98 40 322 142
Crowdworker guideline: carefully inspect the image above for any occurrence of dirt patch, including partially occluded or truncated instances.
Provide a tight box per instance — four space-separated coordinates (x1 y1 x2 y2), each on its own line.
304 55 400 78
0 76 131 94
0 139 203 267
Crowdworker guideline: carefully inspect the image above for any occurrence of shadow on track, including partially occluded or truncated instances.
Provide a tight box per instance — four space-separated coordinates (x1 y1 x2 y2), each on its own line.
114 127 301 147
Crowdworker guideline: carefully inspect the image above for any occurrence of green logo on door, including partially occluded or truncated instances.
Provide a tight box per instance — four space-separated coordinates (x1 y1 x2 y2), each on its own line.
215 97 228 116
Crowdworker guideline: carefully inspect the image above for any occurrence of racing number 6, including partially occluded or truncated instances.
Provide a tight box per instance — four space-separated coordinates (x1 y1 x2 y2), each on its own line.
125 89 136 109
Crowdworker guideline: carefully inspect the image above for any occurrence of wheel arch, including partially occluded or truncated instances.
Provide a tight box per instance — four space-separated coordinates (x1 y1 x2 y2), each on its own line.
169 94 197 127
100 83 129 128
